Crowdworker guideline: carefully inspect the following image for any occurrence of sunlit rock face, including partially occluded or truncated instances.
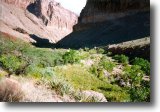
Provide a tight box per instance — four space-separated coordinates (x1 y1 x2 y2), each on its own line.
0 0 78 43
28 0 77 31
0 0 34 9
74 0 150 31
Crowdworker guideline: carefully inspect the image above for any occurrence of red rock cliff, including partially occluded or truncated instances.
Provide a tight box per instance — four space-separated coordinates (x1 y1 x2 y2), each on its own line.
28 0 77 30
0 0 34 9
0 0 77 43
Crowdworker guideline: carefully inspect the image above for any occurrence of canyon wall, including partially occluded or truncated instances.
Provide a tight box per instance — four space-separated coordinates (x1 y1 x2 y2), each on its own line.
74 0 150 31
0 0 34 9
0 0 77 43
57 0 150 48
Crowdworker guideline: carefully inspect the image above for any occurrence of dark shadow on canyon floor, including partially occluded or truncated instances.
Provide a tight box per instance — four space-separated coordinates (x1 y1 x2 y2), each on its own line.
29 34 55 48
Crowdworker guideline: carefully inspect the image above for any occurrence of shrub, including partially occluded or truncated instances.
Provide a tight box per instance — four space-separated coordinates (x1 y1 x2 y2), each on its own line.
62 49 81 64
123 65 144 87
90 56 115 81
22 48 64 67
0 55 25 74
123 65 150 102
106 51 112 56
26 65 54 80
96 48 105 54
89 49 97 54
113 54 129 65
90 64 104 80
131 57 150 75
50 74 74 96
99 57 116 72
129 86 150 102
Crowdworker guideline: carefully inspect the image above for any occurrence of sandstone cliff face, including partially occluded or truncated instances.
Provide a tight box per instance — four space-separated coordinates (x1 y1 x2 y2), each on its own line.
0 0 34 9
28 0 77 31
74 0 150 31
0 0 77 43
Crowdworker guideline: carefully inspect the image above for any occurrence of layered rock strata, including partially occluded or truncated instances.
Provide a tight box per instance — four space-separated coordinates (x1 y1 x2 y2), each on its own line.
74 0 150 31
0 0 77 43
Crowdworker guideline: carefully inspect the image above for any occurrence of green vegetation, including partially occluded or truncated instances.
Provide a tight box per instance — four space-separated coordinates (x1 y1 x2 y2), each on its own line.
90 56 116 81
54 65 131 102
122 65 150 102
0 55 25 75
0 33 150 102
99 56 116 72
113 54 129 65
62 49 81 64
131 57 150 75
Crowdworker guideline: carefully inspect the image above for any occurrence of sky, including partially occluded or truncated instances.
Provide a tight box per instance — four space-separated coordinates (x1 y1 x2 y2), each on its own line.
56 0 87 15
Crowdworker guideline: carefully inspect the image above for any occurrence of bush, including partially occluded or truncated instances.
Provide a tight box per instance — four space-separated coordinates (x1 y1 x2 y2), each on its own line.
100 57 116 72
0 55 25 74
26 65 54 80
96 48 105 54
89 49 97 54
22 47 64 67
131 57 150 75
90 56 115 81
123 65 150 102
129 86 150 102
49 74 74 96
123 65 144 86
62 49 81 64
113 54 129 65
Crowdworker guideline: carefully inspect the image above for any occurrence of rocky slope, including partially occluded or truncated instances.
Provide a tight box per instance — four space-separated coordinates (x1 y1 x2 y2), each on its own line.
106 37 150 60
56 0 150 48
0 0 77 43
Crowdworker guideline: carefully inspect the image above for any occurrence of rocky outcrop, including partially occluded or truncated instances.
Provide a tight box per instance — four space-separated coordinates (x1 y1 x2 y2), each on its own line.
0 0 77 43
107 37 150 60
27 0 77 31
81 90 107 102
74 0 150 31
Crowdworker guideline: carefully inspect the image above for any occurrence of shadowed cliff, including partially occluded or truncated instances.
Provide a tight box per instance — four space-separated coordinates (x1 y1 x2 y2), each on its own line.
56 11 150 49
55 0 150 49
